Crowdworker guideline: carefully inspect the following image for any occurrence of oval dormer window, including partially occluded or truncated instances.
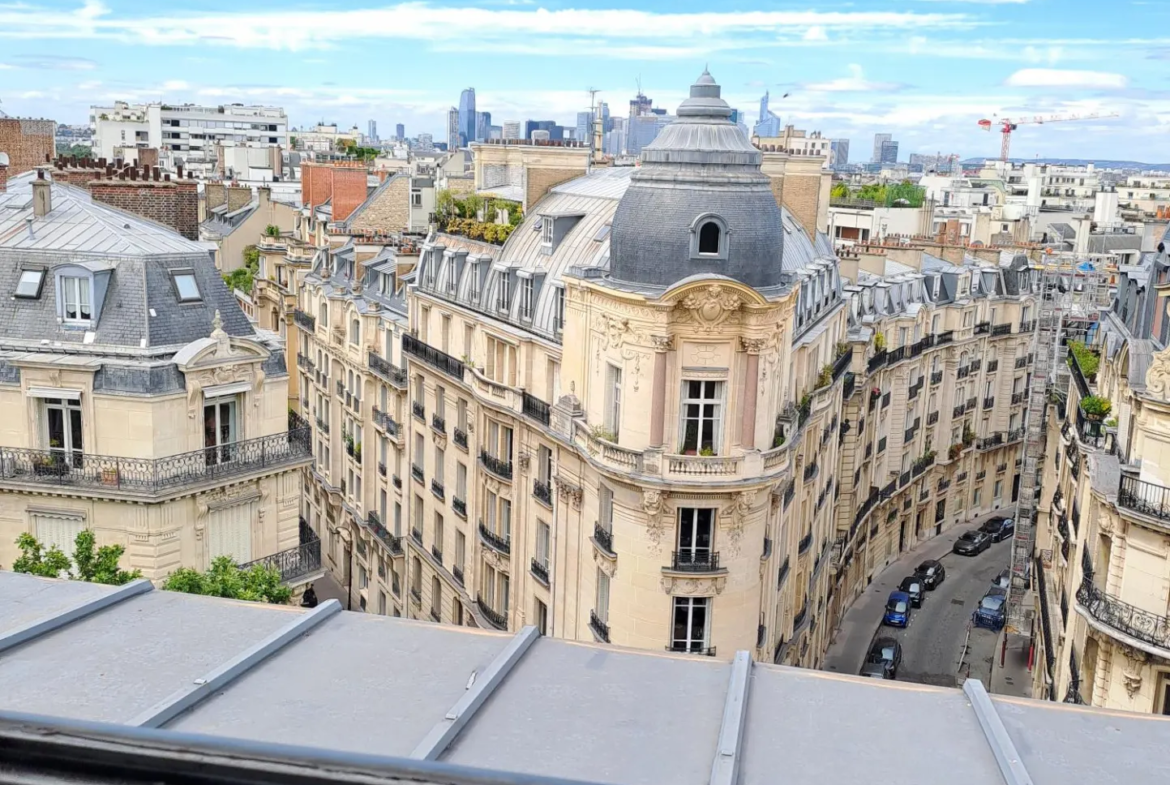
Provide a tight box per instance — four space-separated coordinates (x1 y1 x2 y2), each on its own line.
698 221 721 255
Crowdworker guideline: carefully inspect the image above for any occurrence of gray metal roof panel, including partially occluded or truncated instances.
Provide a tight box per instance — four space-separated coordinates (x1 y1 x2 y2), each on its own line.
0 572 115 634
170 612 514 757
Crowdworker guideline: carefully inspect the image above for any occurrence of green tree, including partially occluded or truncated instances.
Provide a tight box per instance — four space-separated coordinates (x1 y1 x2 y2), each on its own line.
72 529 142 585
12 533 71 578
830 182 851 199
162 556 291 604
223 245 260 293
264 224 281 238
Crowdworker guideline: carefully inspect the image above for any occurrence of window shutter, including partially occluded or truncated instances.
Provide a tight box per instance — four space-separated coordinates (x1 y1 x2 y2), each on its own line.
33 513 85 556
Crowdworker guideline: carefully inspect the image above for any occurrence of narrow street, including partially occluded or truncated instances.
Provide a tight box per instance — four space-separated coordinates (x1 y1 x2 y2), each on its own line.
823 509 1014 689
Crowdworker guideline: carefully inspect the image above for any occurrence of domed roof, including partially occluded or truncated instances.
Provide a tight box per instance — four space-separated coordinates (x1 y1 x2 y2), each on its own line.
609 70 785 290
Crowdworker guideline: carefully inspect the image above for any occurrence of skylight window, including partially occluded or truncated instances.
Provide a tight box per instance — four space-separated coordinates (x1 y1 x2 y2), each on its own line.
15 269 45 299
171 270 202 302
593 223 611 242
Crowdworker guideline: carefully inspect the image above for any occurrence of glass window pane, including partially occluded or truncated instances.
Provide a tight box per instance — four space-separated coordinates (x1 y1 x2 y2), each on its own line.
16 270 43 298
174 273 201 301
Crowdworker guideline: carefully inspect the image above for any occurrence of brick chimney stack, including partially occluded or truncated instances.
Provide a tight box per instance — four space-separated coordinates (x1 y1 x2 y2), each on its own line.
0 163 8 194
32 169 51 217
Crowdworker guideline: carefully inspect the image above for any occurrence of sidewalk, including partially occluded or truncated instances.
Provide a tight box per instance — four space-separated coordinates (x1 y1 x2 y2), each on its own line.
990 630 1033 698
822 506 1012 676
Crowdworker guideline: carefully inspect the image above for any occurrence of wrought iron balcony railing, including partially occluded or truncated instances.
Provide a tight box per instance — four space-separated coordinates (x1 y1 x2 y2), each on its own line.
453 565 465 585
931 370 943 386
431 479 444 500
1118 475 1170 522
453 427 468 450
368 351 407 387
1078 577 1170 652
403 333 465 382
521 391 551 427
479 449 513 480
533 478 552 506
667 644 717 656
0 416 311 497
292 308 316 333
478 595 508 630
530 557 550 586
589 610 610 642
431 414 446 434
411 464 424 484
412 401 426 422
431 545 443 565
992 323 1012 336
364 511 402 555
987 359 999 373
594 521 615 554
478 520 512 555
974 321 990 335
670 550 721 572
239 533 321 584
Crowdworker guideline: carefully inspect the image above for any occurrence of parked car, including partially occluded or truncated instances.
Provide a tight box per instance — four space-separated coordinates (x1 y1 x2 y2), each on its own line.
953 530 992 556
898 576 925 608
973 593 1007 630
915 560 946 589
860 637 903 680
883 591 912 627
980 517 1016 543
986 586 1007 598
991 568 1010 591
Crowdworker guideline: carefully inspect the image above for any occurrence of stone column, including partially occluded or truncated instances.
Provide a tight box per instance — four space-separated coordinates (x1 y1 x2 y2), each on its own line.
649 335 673 449
741 338 765 450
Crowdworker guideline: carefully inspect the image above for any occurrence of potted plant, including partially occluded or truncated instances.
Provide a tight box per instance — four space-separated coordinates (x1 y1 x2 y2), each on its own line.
962 425 975 447
101 466 120 485
817 364 832 388
1080 395 1112 420
33 441 66 477
699 446 716 457
873 332 886 352
949 443 963 461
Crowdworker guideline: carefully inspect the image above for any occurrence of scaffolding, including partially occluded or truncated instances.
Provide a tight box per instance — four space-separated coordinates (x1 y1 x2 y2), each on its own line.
1008 252 1112 633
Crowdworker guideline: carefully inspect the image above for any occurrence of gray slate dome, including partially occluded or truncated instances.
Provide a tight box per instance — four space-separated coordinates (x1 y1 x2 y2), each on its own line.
609 70 784 290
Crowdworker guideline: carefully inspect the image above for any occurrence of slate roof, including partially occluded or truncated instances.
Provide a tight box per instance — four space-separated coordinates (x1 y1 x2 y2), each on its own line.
1 570 1169 785
0 171 254 353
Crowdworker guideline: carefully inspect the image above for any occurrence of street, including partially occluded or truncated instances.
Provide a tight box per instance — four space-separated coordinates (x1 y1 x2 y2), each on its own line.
823 514 1014 690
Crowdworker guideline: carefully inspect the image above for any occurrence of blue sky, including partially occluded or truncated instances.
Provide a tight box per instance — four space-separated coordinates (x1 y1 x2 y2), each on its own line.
2 0 1170 162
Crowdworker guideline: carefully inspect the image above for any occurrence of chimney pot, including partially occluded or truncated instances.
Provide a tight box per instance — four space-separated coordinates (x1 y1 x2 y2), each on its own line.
164 173 171 181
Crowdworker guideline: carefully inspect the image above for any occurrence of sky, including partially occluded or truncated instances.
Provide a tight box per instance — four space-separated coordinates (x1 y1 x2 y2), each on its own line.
2 0 1170 163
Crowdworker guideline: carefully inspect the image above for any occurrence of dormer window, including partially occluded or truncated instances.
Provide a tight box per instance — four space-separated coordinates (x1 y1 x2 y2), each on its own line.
690 214 729 260
60 275 92 323
171 269 201 302
541 218 554 247
497 272 511 313
15 269 45 299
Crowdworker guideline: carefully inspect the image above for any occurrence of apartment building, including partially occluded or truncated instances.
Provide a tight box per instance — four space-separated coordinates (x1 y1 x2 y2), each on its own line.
0 170 313 582
91 102 288 177
833 245 1037 614
1034 238 1170 713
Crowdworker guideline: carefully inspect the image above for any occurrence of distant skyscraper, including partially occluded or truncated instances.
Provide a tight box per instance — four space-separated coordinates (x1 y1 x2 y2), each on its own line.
475 111 491 142
880 140 899 165
502 121 522 140
629 92 653 119
576 111 593 148
395 123 405 142
831 139 850 168
447 107 460 152
604 116 626 156
626 113 673 157
753 92 782 138
367 120 377 143
598 101 611 133
872 133 892 163
458 88 476 147
524 120 562 142
489 125 502 140
729 108 749 139
417 132 434 151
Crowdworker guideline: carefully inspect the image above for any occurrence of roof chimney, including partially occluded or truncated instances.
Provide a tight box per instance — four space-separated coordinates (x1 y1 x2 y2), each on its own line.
32 170 51 217
0 163 7 194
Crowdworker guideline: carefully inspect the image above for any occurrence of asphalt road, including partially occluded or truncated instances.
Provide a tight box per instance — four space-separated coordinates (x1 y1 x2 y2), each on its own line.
871 539 1011 687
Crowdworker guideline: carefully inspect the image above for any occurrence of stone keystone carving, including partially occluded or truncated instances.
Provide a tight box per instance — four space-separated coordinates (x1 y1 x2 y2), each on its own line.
679 284 743 332
643 489 670 552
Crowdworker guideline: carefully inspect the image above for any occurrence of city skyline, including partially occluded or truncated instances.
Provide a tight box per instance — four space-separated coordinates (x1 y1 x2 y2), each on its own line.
1 0 1170 160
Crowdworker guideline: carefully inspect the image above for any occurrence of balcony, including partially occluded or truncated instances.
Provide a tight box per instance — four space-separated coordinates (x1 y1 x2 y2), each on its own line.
533 478 552 507
1019 320 1035 333
937 330 954 346
877 437 887 453
478 595 508 630
1011 391 1028 405
970 359 981 372
589 610 610 642
667 453 743 478
521 391 551 427
479 449 513 480
314 416 330 435
991 323 1012 336
798 531 814 554
793 602 808 631
832 346 852 381
432 414 446 434
531 558 550 587
453 427 468 450
392 474 402 489
453 565 464 586
953 403 966 418
368 351 407 387
411 528 423 546
402 333 466 382
957 366 971 380
452 496 467 519
365 511 402 556
411 464 424 484
670 550 721 572
1015 356 1028 370
1078 577 1170 652
803 461 819 482
239 534 321 584
431 478 445 500
931 370 943 386
412 401 426 422
0 416 312 499
927 411 939 426
974 321 990 335
479 520 512 555
965 396 976 411
987 360 999 373
867 350 887 374
594 521 615 554
431 545 443 565
978 433 1004 451
976 470 986 481
1119 475 1170 522
1006 427 1025 443
292 309 316 333
378 462 387 477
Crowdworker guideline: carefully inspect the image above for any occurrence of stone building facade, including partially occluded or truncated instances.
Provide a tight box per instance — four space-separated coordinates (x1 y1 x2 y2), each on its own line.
0 171 313 582
1034 238 1170 713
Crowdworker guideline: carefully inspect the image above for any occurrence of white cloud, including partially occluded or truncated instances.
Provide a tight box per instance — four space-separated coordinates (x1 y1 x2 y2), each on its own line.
803 26 827 41
803 64 906 93
162 79 188 90
1005 68 1128 89
0 1 978 54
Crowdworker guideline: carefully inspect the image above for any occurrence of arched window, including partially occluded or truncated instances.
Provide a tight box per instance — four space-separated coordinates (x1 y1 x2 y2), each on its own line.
698 221 721 255
319 301 328 327
350 317 360 345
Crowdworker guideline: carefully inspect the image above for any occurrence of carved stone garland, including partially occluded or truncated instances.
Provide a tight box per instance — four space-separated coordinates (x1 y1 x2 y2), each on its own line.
642 488 670 553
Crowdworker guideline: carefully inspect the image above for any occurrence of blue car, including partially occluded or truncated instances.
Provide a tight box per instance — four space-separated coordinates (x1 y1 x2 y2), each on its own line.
883 591 911 627
973 593 1007 630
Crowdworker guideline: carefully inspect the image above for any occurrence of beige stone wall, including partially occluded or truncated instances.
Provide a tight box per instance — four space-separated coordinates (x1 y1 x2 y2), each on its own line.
350 176 410 233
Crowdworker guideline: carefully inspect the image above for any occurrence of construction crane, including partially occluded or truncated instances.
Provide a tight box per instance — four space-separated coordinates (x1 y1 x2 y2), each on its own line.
978 112 1119 162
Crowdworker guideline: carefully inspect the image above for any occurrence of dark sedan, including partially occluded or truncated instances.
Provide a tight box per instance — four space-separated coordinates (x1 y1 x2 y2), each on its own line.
980 517 1016 543
953 530 991 556
860 637 903 680
898 576 925 608
973 593 1007 630
915 559 946 589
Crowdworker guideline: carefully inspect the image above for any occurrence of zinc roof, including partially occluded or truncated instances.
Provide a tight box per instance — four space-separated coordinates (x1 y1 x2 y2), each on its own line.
2 571 1169 785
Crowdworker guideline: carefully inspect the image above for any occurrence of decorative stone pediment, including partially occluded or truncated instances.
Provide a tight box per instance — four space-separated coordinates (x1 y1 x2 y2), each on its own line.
176 311 272 419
